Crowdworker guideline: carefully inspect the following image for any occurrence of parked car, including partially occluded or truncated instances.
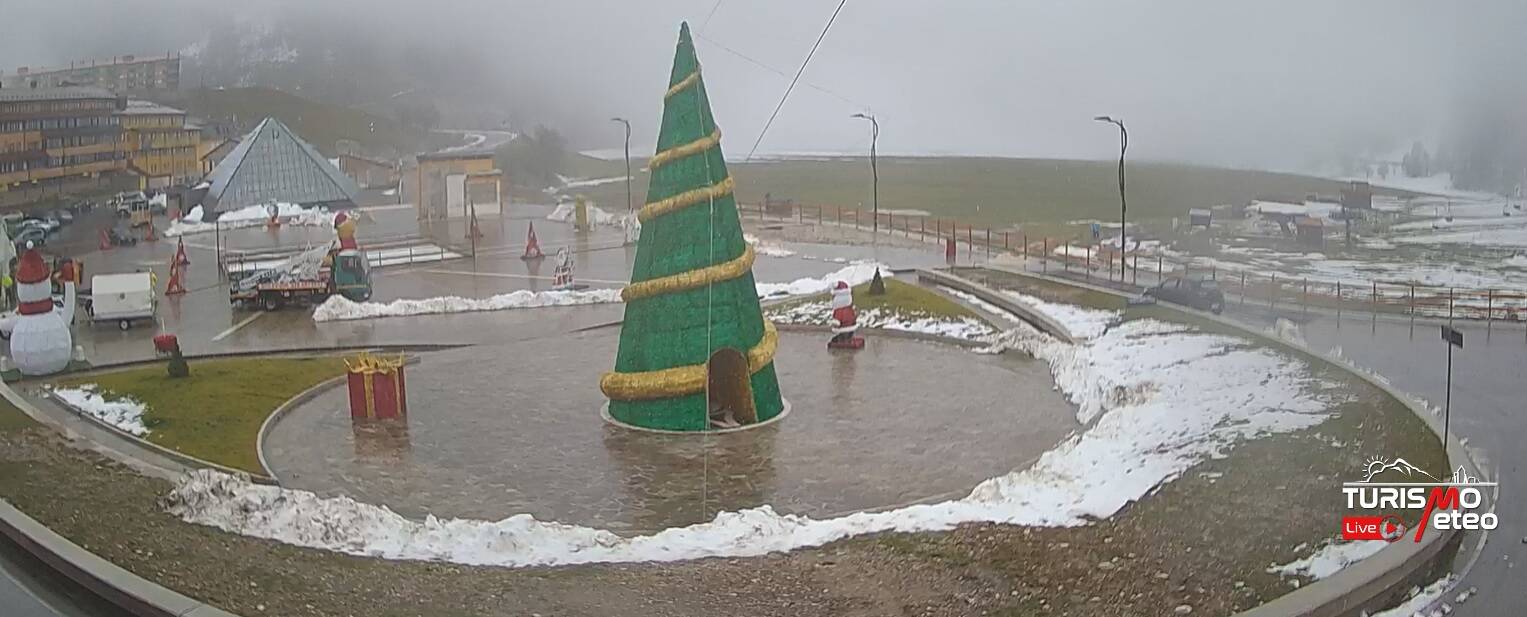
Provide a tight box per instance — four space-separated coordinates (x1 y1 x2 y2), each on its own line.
1144 276 1226 314
106 226 138 247
13 227 48 249
20 217 59 233
113 191 149 216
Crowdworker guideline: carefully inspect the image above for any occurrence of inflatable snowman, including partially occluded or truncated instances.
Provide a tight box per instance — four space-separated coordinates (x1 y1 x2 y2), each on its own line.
10 246 74 375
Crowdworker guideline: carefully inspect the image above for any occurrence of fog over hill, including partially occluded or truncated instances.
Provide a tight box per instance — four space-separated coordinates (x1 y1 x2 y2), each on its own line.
4 0 1525 190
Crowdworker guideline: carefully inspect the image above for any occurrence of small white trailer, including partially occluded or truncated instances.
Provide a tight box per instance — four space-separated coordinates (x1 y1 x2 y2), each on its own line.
88 273 156 330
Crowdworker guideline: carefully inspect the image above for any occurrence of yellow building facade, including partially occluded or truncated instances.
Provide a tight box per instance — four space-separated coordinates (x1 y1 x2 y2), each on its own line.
118 100 200 189
0 87 129 208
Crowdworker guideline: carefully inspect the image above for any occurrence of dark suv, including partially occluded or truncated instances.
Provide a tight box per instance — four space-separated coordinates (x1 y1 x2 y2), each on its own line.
1145 276 1225 314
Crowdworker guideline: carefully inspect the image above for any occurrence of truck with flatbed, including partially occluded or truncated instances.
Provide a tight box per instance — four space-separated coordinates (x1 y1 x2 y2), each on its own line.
229 245 372 310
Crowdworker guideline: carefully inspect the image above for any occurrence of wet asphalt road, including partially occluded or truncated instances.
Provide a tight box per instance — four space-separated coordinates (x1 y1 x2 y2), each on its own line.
1282 315 1525 616
3 199 958 616
0 536 130 617
25 216 1523 614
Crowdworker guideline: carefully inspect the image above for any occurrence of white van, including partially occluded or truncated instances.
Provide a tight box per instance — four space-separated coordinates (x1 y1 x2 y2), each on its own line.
88 273 156 330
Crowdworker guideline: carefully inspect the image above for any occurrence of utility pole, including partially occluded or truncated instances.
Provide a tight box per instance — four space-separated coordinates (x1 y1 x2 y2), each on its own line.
850 113 879 236
1440 325 1464 444
1095 116 1128 282
610 117 632 213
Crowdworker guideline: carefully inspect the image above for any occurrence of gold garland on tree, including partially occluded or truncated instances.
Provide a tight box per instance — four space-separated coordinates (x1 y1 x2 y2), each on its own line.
601 77 776 402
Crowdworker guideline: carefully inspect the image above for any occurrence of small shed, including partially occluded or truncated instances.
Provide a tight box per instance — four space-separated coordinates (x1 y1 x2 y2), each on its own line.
1342 181 1373 210
1295 216 1325 249
1188 208 1213 228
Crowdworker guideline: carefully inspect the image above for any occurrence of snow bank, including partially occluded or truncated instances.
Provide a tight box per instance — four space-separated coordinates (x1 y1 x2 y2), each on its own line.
556 174 630 190
1369 575 1456 617
50 385 150 436
313 288 624 322
166 203 332 237
997 290 1118 340
1393 226 1527 249
768 301 995 341
744 233 796 258
167 295 1332 568
756 262 888 298
1268 539 1387 580
548 201 620 227
312 262 891 322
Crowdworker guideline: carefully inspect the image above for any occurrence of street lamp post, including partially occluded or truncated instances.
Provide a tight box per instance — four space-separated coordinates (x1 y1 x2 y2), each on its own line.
610 117 632 213
1094 116 1128 282
850 113 879 235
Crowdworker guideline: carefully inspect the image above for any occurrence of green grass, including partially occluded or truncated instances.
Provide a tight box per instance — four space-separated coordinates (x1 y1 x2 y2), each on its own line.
0 396 38 433
55 357 348 474
568 154 1417 232
153 87 454 157
768 278 979 321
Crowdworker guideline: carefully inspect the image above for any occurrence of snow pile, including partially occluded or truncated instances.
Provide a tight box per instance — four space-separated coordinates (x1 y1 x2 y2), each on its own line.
49 385 150 436
756 262 889 298
1268 539 1387 580
556 174 630 190
744 234 796 258
768 301 995 341
312 263 890 322
167 203 332 237
939 287 1025 326
167 296 1332 568
997 290 1118 340
1369 575 1456 617
313 288 624 322
548 201 620 227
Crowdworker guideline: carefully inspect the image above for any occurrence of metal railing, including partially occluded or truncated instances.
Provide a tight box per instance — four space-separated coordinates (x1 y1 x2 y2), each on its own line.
738 201 1527 326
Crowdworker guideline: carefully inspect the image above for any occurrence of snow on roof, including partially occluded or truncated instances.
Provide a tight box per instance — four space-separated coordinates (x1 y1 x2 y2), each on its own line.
119 99 185 115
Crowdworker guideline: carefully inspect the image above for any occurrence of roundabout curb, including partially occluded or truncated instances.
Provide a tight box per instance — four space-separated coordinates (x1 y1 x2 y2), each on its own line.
945 265 1483 617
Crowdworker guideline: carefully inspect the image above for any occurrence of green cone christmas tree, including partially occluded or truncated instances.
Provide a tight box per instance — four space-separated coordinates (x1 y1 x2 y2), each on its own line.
600 22 784 432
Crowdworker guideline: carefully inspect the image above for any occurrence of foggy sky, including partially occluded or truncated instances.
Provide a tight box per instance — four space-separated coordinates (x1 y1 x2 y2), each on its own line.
5 0 1525 171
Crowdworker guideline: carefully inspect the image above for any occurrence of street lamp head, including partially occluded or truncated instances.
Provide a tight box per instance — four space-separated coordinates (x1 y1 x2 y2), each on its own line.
850 113 871 120
1093 115 1114 123
610 117 628 124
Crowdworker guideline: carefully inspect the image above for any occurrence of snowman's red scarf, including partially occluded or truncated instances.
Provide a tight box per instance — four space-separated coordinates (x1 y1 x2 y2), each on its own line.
18 298 53 315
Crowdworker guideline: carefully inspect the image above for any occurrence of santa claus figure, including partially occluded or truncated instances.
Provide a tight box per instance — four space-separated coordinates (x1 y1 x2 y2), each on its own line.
827 280 863 349
334 212 359 250
10 246 74 375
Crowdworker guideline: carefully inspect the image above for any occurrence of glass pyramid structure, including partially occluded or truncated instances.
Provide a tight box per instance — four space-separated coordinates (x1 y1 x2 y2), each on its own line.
202 117 359 212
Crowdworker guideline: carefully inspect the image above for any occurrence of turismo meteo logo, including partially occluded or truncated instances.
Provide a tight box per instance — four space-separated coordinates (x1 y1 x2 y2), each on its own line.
1341 457 1497 542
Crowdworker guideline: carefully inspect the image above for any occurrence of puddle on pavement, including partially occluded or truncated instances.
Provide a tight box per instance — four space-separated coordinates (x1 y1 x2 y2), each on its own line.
263 329 1077 534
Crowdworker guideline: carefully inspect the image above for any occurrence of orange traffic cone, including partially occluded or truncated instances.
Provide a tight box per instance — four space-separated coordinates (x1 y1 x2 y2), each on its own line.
174 238 190 266
99 229 113 251
144 219 158 242
165 260 186 296
521 222 544 260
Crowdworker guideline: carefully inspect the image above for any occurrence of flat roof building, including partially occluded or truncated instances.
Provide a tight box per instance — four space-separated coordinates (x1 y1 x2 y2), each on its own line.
1 54 180 92
0 87 131 209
